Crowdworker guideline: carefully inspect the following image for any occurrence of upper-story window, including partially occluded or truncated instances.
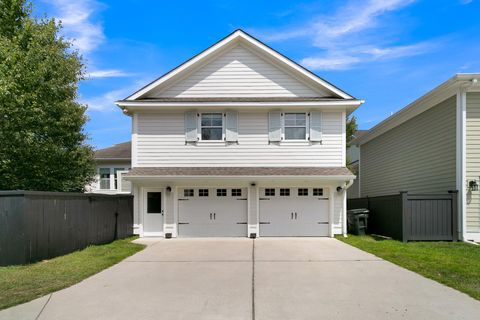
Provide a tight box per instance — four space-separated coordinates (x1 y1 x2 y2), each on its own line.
284 113 307 140
201 113 223 140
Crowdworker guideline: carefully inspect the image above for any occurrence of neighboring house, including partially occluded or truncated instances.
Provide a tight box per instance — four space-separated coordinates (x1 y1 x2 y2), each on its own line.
115 30 364 237
353 74 480 242
346 130 367 199
87 141 132 194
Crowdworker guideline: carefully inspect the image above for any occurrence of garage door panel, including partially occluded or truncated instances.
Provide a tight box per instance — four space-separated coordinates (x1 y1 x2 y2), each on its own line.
259 187 329 237
178 188 247 237
178 223 247 237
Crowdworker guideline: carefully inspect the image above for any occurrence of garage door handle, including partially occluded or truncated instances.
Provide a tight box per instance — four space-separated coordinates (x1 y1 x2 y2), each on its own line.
210 213 212 220
236 222 247 224
178 222 190 225
259 222 270 224
291 212 294 219
295 212 297 219
259 198 270 200
214 213 216 220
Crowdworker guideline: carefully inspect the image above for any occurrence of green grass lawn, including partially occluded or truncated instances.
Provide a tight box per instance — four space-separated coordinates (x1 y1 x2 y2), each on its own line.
0 237 145 310
337 235 480 301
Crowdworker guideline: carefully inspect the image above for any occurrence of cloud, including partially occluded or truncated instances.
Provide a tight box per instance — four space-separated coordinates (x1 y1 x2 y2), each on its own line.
44 0 105 53
82 79 151 111
83 87 130 111
302 42 434 70
259 0 432 70
86 69 133 78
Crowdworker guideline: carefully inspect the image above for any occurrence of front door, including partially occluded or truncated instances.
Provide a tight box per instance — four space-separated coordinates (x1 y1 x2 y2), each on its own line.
143 190 164 236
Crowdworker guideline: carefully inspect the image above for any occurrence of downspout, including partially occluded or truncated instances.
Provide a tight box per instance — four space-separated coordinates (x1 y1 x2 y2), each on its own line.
341 179 355 237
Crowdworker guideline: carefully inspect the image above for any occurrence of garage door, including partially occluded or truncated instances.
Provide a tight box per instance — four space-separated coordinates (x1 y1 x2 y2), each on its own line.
259 187 329 236
178 188 248 237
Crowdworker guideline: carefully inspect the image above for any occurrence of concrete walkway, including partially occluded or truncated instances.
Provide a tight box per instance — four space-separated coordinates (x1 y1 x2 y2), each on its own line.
1 238 480 320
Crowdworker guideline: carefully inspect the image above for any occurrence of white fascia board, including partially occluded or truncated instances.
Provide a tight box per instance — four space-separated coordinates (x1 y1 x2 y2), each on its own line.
116 100 364 114
124 175 356 182
355 74 480 146
127 30 355 101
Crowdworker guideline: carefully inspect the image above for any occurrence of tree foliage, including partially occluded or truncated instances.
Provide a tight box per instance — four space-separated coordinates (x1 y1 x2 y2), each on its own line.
346 115 358 149
0 0 95 191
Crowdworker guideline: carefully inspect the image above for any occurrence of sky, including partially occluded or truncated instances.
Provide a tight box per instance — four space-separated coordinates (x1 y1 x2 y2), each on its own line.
34 0 480 149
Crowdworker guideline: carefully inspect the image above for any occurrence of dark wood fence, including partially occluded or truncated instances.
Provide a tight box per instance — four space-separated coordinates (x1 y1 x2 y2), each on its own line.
348 191 458 242
0 191 133 266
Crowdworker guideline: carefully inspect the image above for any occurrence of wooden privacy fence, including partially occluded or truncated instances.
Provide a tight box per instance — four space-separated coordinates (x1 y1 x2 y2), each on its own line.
348 191 458 242
0 191 133 266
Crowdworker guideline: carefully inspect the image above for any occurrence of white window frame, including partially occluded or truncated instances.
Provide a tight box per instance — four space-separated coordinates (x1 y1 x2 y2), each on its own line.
282 112 310 141
198 112 225 141
97 167 129 190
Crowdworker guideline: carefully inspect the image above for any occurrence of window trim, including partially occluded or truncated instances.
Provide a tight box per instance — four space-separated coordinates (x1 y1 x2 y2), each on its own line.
298 188 308 196
280 188 290 196
199 189 209 197
282 112 309 141
184 189 194 197
98 167 129 190
231 189 242 197
216 188 227 197
198 112 224 141
265 188 275 196
313 188 324 196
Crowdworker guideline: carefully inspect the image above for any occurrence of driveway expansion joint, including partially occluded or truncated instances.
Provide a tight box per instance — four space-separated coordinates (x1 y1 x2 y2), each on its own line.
34 293 52 320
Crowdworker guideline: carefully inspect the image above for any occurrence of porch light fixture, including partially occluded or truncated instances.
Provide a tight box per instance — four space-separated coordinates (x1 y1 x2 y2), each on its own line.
336 186 343 192
166 186 172 192
469 180 478 192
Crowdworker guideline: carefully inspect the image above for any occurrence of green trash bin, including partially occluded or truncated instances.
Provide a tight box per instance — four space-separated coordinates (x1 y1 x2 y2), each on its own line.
347 209 369 235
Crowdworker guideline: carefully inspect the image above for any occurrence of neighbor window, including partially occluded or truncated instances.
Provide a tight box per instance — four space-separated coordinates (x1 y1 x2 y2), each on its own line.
114 168 124 190
99 168 110 189
199 189 209 197
265 188 275 196
280 188 290 196
284 113 306 140
313 188 323 196
298 188 308 196
184 189 194 197
231 189 242 197
217 189 227 197
201 113 223 140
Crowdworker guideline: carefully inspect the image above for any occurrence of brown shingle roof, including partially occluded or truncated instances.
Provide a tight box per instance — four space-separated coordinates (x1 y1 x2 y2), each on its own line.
125 167 353 177
95 141 131 160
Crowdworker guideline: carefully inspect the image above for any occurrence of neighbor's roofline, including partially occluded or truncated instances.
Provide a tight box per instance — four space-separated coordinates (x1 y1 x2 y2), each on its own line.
125 29 355 101
354 73 480 146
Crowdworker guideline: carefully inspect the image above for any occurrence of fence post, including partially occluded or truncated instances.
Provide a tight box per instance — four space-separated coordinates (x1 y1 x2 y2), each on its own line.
400 191 409 243
449 190 459 242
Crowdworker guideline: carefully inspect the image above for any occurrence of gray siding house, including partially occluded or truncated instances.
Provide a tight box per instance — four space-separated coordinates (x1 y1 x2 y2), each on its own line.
354 74 480 242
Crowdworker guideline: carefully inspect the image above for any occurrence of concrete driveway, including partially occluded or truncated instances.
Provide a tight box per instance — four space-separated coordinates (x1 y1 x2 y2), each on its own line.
2 238 480 320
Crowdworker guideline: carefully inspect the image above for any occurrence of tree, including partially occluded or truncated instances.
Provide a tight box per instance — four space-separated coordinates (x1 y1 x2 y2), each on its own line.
346 115 358 171
0 0 95 191
346 115 358 149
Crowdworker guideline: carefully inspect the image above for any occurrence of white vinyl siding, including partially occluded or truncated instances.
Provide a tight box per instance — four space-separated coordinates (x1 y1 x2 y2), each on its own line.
152 44 325 98
360 96 457 197
466 93 480 233
135 110 343 167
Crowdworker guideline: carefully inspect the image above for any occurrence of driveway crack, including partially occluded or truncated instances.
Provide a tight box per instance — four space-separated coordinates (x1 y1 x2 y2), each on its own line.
35 293 52 320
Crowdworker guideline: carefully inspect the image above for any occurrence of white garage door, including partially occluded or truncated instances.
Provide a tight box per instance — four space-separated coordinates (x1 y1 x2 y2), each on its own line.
178 188 248 237
259 187 329 236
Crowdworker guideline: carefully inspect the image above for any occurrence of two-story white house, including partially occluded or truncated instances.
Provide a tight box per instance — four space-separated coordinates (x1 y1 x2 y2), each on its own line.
116 30 364 238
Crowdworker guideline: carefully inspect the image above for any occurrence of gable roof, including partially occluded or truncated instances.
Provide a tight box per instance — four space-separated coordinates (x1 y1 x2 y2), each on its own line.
95 141 131 160
124 29 355 101
354 74 480 146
